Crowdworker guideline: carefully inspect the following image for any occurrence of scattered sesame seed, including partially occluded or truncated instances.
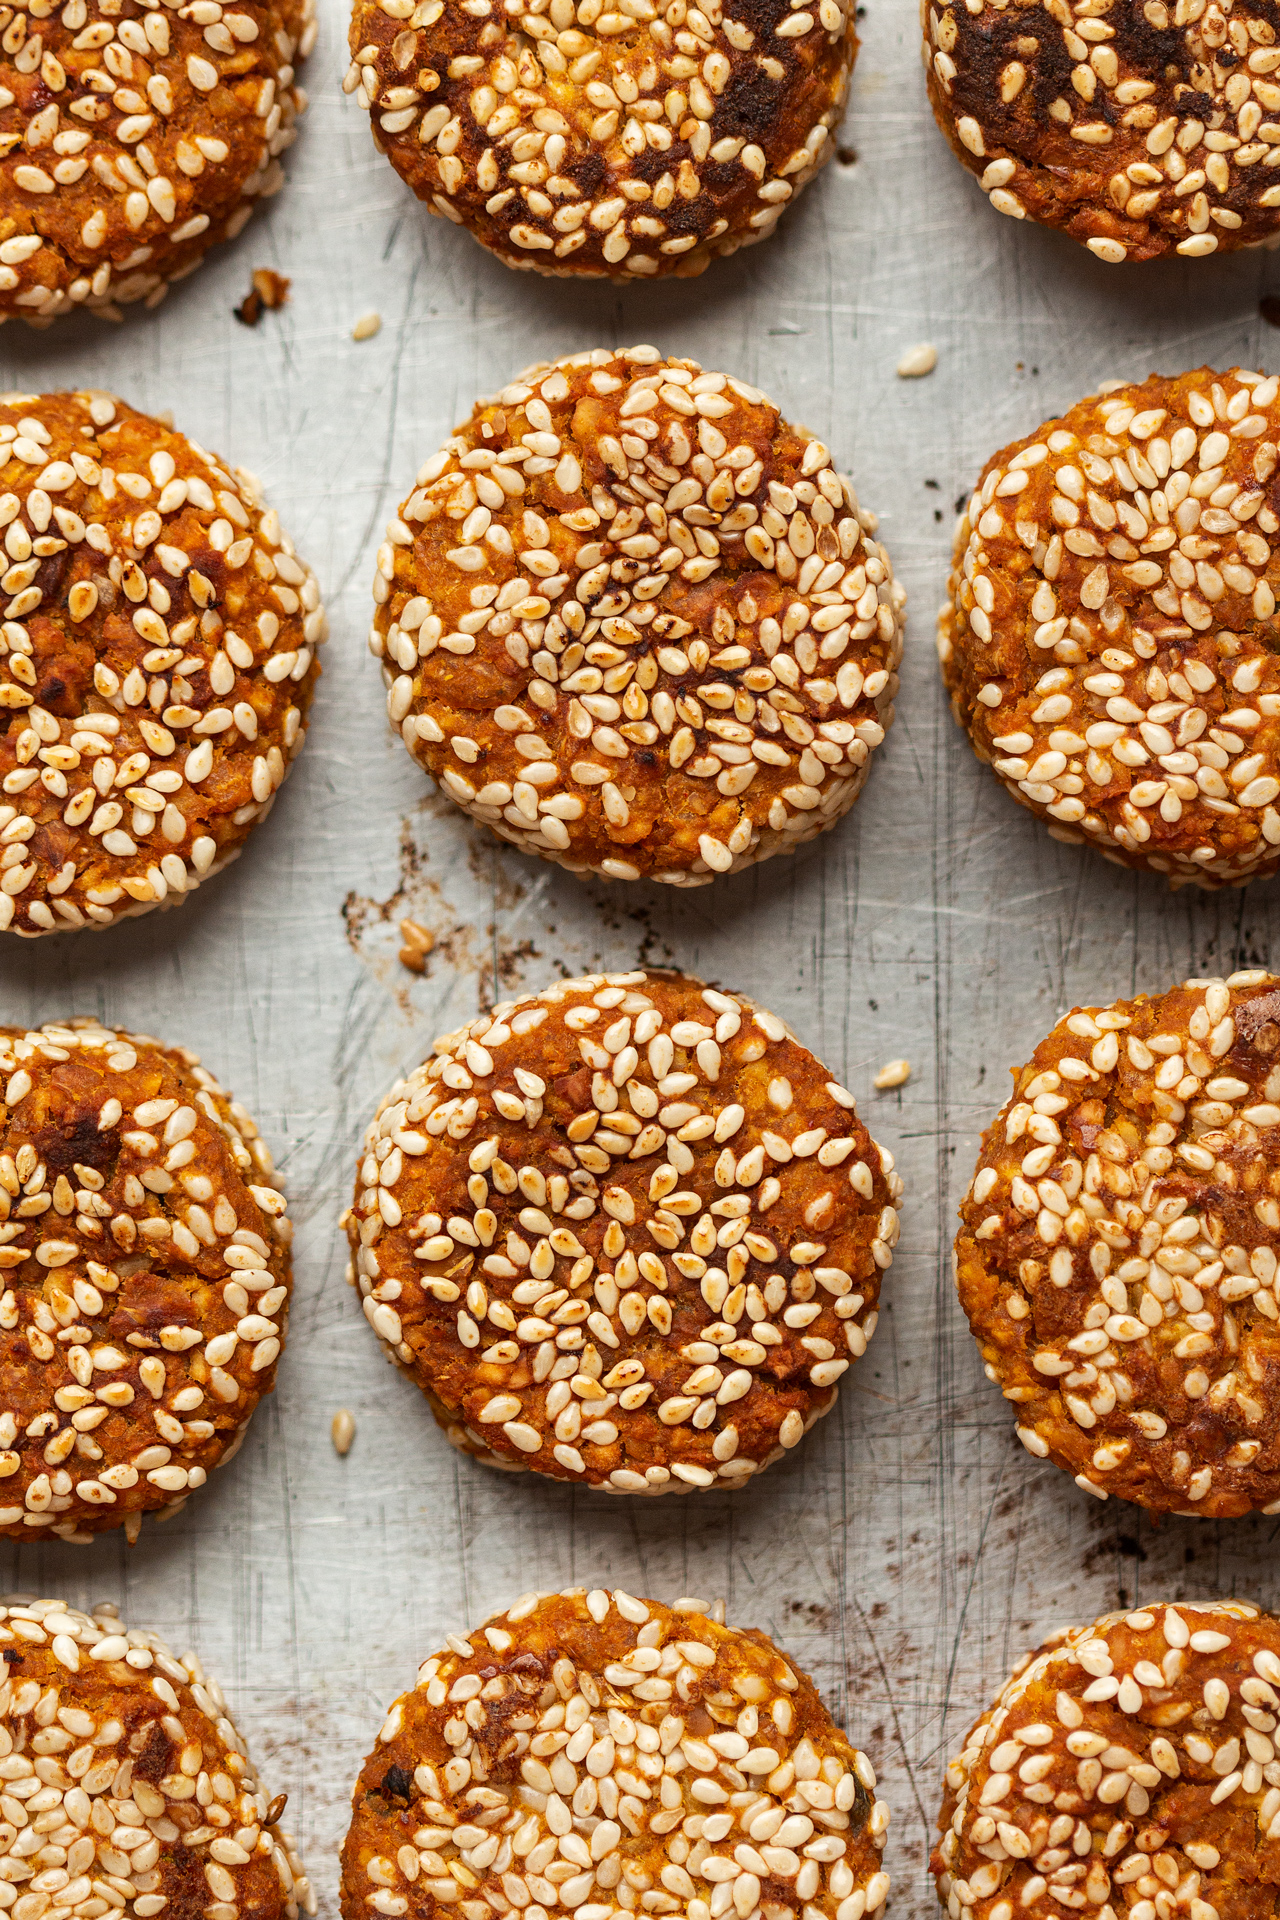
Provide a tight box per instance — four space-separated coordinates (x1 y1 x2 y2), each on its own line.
399 919 435 973
874 1059 910 1089
896 345 937 379
332 1407 357 1455
353 311 383 340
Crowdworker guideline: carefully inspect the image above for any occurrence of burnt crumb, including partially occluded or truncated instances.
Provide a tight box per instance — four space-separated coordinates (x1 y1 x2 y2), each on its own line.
235 269 291 326
33 1112 119 1176
836 145 857 165
573 152 607 196
1264 296 1280 329
380 1766 414 1802
3 1650 20 1664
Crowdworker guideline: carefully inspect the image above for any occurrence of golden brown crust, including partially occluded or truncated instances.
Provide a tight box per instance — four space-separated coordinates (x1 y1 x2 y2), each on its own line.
0 389 325 935
0 0 314 323
954 969 1280 1518
345 0 852 280
933 1601 1280 1920
345 968 901 1495
922 0 1280 264
938 367 1280 889
372 347 903 884
340 1587 890 1920
0 1017 293 1542
0 1594 311 1917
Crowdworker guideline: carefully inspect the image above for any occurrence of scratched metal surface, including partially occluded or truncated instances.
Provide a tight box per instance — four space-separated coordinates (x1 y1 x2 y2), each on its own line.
11 2 1280 1914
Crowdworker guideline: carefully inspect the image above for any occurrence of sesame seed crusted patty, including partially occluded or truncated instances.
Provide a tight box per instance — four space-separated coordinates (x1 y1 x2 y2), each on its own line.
923 0 1280 264
0 1017 292 1543
938 367 1280 889
0 389 325 936
955 970 1280 1518
372 347 903 885
0 0 313 324
344 969 901 1496
932 1600 1280 1920
340 1587 891 1920
0 1593 313 1920
344 0 854 281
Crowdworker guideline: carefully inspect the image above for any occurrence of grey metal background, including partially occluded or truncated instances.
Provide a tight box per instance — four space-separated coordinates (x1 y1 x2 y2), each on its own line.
7 2 1280 1914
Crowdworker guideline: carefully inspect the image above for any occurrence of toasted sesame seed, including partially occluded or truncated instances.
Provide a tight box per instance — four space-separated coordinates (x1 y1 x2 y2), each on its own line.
332 1408 357 1455
353 311 383 340
873 1059 910 1089
896 345 937 379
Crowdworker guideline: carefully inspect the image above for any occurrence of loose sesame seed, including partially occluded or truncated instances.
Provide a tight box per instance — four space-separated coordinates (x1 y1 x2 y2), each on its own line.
895 345 937 379
353 310 383 340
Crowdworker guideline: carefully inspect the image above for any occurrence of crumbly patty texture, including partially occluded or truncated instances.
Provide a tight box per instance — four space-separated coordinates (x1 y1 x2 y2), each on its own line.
953 969 1280 1518
345 969 900 1496
340 1587 890 1920
0 1594 313 1919
344 0 853 281
0 389 325 936
0 0 314 323
923 0 1280 263
372 347 903 885
938 366 1280 889
933 1600 1280 1920
0 1017 293 1543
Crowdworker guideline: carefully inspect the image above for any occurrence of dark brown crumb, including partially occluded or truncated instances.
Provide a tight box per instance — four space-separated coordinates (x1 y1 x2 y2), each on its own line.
236 270 292 325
